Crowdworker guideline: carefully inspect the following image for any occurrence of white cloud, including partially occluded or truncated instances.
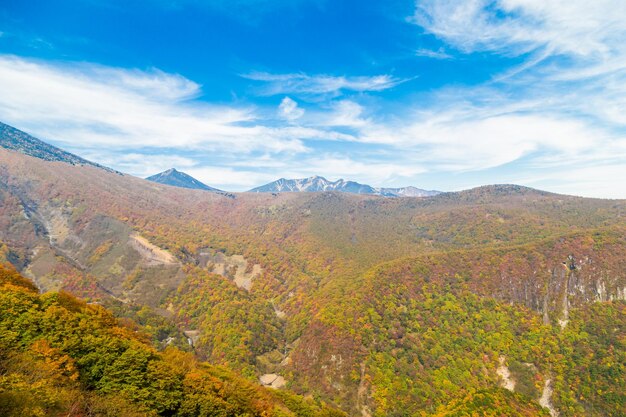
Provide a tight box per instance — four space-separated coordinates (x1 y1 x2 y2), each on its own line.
0 55 312 154
84 66 202 101
415 47 452 59
399 0 626 197
342 102 618 171
322 100 370 128
278 97 305 121
202 155 418 190
412 0 626 99
402 114 608 170
218 153 426 189
413 1 626 57
242 71 404 96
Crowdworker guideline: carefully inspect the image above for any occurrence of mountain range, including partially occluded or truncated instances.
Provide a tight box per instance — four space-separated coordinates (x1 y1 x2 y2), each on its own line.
1 121 439 199
249 175 441 197
1 122 440 198
1 120 625 417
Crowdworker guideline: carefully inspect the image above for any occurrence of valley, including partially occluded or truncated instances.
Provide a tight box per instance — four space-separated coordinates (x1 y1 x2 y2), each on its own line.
0 134 624 416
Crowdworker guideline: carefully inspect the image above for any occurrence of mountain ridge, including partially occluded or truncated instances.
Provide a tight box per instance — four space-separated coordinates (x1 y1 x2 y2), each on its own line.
0 121 116 173
0 121 574 200
249 175 440 197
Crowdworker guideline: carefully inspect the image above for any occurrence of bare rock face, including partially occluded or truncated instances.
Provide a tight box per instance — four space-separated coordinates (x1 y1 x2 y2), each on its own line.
259 374 277 385
183 330 201 347
540 378 558 417
271 376 286 389
497 356 516 391
259 373 286 389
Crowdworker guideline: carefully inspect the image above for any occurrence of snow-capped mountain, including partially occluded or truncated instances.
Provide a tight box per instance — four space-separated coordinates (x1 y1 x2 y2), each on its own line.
249 176 440 197
146 168 224 193
250 176 376 193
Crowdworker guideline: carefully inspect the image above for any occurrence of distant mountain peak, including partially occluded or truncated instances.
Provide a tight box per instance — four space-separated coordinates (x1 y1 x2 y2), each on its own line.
146 168 225 194
0 121 114 172
249 175 440 197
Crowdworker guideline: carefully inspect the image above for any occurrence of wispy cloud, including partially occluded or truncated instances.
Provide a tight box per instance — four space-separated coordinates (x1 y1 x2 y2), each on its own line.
415 47 452 59
391 0 626 197
0 55 321 155
0 30 55 50
1 51 624 196
411 0 626 128
515 163 626 199
192 157 423 190
333 96 620 172
242 71 404 96
413 1 626 58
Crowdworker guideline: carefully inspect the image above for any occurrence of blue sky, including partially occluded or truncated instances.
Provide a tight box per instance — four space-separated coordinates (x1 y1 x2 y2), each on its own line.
1 1 625 197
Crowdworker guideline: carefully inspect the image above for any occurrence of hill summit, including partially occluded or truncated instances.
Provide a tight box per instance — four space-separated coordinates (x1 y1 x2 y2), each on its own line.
146 168 223 192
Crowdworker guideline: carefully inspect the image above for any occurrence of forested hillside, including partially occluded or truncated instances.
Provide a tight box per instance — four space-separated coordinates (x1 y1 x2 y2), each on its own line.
0 264 345 416
0 148 624 416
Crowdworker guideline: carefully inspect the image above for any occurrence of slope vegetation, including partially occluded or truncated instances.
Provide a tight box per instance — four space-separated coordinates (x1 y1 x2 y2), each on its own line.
0 264 345 416
0 148 625 416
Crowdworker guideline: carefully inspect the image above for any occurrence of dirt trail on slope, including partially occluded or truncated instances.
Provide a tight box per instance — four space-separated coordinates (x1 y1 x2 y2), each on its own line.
129 234 177 265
